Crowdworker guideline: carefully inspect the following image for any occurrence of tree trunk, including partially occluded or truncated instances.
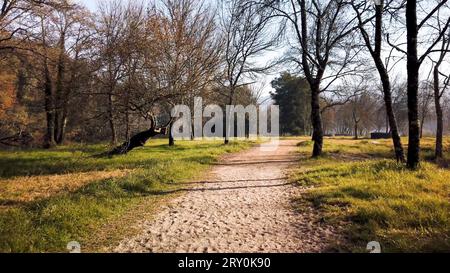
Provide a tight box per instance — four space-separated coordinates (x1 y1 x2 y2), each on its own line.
380 76 406 162
434 66 444 159
54 105 65 145
406 0 421 169
109 127 168 156
125 111 130 141
58 113 67 144
169 133 175 146
420 117 425 139
54 109 62 144
108 91 117 145
432 15 450 159
125 83 132 141
43 65 56 149
311 84 323 157
54 31 66 145
169 121 175 146
385 112 389 134
362 0 405 162
224 92 234 145
352 106 359 140
57 96 69 144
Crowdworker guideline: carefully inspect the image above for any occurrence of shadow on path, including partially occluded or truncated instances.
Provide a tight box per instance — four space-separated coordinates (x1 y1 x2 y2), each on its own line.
213 160 299 166
171 177 289 185
149 181 296 196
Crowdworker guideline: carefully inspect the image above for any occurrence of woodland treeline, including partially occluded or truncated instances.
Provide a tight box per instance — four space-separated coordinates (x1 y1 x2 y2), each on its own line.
1 0 450 169
272 73 450 139
0 0 262 148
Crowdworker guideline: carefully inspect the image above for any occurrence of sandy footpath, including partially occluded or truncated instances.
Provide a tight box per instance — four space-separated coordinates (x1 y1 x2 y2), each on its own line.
114 140 337 253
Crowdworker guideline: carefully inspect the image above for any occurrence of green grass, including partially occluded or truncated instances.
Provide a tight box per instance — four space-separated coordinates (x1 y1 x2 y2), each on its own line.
291 138 450 253
0 141 252 178
0 140 255 253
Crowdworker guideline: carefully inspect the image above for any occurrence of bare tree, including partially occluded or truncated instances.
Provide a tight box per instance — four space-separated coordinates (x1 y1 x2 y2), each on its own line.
418 81 434 138
219 0 279 144
50 1 93 144
23 1 92 148
153 0 222 146
95 0 128 145
0 0 56 51
28 3 59 148
326 77 376 138
93 0 222 149
351 90 375 140
432 29 450 158
403 0 450 169
262 0 367 157
352 0 406 162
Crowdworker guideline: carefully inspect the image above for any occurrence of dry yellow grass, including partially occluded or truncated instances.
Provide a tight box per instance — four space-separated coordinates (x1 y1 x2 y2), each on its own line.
0 169 133 207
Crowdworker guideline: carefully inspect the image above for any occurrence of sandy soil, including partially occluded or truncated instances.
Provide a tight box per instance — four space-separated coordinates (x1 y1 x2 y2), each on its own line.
114 140 338 253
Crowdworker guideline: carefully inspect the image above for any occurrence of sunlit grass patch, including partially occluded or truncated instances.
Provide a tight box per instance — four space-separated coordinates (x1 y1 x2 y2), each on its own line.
0 140 255 253
291 137 450 253
0 170 132 206
0 140 254 178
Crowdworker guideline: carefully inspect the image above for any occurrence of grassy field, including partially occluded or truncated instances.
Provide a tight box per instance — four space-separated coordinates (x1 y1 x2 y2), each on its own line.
0 140 255 253
291 137 450 253
2 136 449 253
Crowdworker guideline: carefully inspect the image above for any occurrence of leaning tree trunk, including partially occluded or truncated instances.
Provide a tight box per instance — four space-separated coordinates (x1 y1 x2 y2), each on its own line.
311 84 323 157
109 127 168 156
406 0 421 169
434 66 444 159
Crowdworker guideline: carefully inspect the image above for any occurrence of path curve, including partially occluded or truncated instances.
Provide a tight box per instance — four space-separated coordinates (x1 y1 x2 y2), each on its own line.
114 140 336 253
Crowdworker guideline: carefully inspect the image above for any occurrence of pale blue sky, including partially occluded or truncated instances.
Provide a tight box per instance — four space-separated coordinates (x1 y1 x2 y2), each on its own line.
77 0 97 10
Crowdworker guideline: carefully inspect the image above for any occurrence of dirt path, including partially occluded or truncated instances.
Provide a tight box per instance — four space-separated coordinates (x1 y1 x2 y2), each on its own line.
114 140 337 253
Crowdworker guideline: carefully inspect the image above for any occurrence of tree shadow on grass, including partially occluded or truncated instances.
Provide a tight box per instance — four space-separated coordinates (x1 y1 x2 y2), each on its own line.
0 156 161 179
0 140 243 179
